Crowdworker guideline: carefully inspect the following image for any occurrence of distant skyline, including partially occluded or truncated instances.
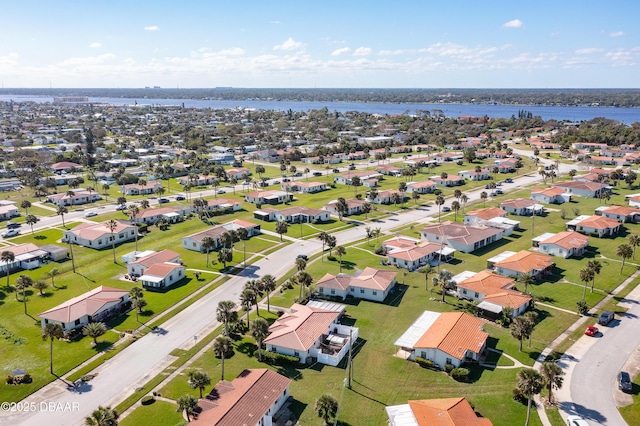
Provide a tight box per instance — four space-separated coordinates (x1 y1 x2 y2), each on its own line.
1 1 638 89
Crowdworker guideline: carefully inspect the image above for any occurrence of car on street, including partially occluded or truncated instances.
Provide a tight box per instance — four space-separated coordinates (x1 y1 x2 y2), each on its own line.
272 180 281 185
369 159 375 163
158 198 170 204
584 325 599 337
618 371 632 392
566 415 589 426
296 254 308 261
282 178 291 182
505 178 513 183
6 221 21 229
84 211 97 217
115 204 127 211
216 189 226 194
495 189 504 195
348 164 356 170
490 191 497 196
1 229 20 238
333 168 340 173
175 195 185 201
598 311 615 326
313 172 322 176
293 172 302 177
442 206 451 212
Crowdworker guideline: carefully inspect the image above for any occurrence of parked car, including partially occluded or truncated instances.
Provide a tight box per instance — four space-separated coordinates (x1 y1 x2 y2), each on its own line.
618 371 632 392
505 178 513 183
333 168 340 173
484 184 490 189
296 254 308 261
84 211 98 217
584 325 598 337
490 192 497 196
293 172 302 177
348 164 356 170
566 415 589 426
216 189 226 194
598 311 614 326
495 189 504 195
442 206 451 212
282 178 291 182
115 204 127 211
272 180 281 185
158 198 170 204
175 195 185 201
1 229 20 238
313 172 322 177
6 222 21 229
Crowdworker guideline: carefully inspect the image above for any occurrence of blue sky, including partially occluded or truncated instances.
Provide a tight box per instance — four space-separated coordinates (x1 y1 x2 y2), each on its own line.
1 1 638 88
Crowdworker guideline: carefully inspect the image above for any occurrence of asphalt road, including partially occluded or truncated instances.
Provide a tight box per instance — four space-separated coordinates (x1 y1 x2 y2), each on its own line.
1 151 568 425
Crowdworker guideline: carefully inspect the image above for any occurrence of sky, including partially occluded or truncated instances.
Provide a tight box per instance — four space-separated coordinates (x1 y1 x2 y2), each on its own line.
1 1 638 89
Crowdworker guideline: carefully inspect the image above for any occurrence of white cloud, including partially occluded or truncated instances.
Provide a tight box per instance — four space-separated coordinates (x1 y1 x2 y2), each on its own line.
89 42 102 49
502 19 524 29
379 49 407 56
609 31 625 37
218 48 245 56
575 48 602 55
57 53 116 67
331 47 351 56
144 26 159 31
273 37 303 51
353 47 372 56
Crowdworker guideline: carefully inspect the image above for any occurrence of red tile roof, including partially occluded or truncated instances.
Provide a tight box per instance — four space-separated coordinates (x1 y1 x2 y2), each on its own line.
495 250 554 274
39 286 129 323
414 312 488 361
408 397 493 426
264 303 339 351
539 231 588 250
466 207 507 221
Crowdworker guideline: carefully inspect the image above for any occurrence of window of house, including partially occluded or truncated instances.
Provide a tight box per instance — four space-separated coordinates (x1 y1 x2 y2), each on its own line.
319 287 324 293
462 289 467 294
74 319 80 326
475 292 479 298
350 288 354 292
294 351 299 357
446 357 452 365
421 351 426 358
360 289 365 293
330 289 335 295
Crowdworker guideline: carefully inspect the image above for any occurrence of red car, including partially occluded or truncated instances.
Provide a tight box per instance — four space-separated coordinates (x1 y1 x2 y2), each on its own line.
584 325 599 337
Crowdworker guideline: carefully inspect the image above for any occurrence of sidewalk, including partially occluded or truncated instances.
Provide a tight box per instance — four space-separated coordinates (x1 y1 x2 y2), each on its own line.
533 269 640 426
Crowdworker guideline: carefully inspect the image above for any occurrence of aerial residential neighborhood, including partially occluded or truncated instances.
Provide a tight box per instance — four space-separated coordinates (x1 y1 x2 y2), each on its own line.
1 95 640 426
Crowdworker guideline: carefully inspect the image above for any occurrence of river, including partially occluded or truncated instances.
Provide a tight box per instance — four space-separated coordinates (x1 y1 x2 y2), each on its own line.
1 94 639 124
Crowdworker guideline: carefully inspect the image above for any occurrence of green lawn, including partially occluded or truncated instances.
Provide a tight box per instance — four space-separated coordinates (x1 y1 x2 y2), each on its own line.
119 400 183 426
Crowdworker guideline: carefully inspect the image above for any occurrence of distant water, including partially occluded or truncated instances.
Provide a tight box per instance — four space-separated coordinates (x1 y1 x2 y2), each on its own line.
1 94 639 124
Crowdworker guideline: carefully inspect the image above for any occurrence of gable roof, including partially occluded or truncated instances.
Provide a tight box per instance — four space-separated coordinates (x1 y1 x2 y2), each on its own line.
193 369 292 426
406 397 493 426
129 250 180 268
67 220 134 241
531 187 565 197
601 205 640 217
500 198 536 209
264 303 339 351
553 180 608 191
539 231 588 250
494 250 554 273
465 207 507 221
482 291 532 310
39 286 128 323
387 242 441 262
414 312 488 360
316 267 397 292
576 215 621 230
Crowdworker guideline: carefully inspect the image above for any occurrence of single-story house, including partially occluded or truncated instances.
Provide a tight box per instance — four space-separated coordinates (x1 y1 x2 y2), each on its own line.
253 206 330 223
1 243 52 272
386 397 493 426
530 187 569 204
204 198 242 212
492 250 554 279
566 215 622 237
381 236 420 254
245 190 293 205
316 267 397 302
264 302 358 366
406 180 437 194
493 159 517 173
323 198 366 216
421 221 503 254
552 181 609 198
133 206 191 224
225 167 250 180
49 161 82 174
535 231 589 258
499 199 544 216
597 205 640 223
394 311 488 368
0 204 20 220
46 189 102 206
431 175 464 187
139 262 185 289
281 181 329 193
178 174 217 186
334 170 382 185
126 249 181 276
454 270 532 318
368 189 407 204
182 219 261 252
463 207 507 226
191 369 292 426
63 220 138 249
386 242 453 270
458 170 490 181
120 181 163 196
377 164 403 177
39 286 130 331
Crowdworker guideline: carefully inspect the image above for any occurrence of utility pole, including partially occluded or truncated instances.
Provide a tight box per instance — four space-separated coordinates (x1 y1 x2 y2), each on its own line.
347 329 353 389
68 240 76 273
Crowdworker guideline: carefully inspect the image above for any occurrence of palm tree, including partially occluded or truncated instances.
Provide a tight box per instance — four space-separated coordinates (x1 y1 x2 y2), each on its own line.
84 405 119 426
25 214 39 235
216 300 237 336
33 279 48 296
42 322 64 374
317 231 329 261
516 273 535 294
540 361 564 405
586 259 602 292
176 394 198 423
516 368 544 426
217 248 233 269
201 236 216 267
315 394 339 426
15 275 33 314
46 267 60 289
480 191 488 207
187 369 211 398
129 286 143 301
297 271 313 299
326 235 337 258
107 220 118 263
629 234 640 259
295 257 307 273
510 316 532 352
432 269 453 303
251 317 270 361
460 194 469 213
236 227 249 267
451 201 460 221
579 267 594 301
435 195 445 222
245 280 263 316
20 199 31 215
418 265 433 291
212 336 233 381
82 322 107 345
1 250 15 289
131 298 148 318
260 274 276 312
240 289 256 327
617 243 633 274
275 219 288 242
56 205 68 227
335 245 346 273
128 205 140 252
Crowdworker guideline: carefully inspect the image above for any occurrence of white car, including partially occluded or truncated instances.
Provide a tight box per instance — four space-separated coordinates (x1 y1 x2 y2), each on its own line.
1 229 20 238
566 415 589 426
84 211 98 217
